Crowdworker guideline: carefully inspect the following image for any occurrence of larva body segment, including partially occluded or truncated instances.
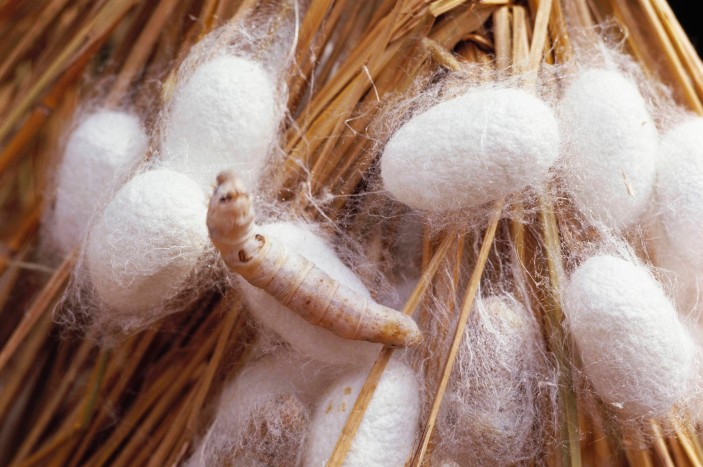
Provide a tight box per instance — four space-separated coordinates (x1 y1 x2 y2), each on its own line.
207 171 422 348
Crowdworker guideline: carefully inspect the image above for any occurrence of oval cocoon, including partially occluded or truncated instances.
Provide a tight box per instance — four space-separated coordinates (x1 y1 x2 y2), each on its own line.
657 118 703 269
380 88 559 211
54 110 147 255
87 169 209 316
559 69 658 230
304 358 420 467
237 222 381 366
437 295 547 465
160 55 278 189
188 352 331 467
563 254 696 417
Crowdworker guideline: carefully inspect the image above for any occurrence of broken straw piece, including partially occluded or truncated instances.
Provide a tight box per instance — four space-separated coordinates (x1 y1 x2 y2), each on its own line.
160 55 278 190
87 168 209 317
207 172 422 350
563 254 697 418
304 358 420 467
559 68 658 230
380 87 559 212
53 110 147 255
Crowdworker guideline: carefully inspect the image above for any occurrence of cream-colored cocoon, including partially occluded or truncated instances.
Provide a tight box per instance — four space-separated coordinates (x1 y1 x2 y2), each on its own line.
87 169 209 317
160 55 277 190
53 110 147 255
237 222 381 366
188 352 332 467
304 358 420 467
563 254 697 418
380 87 559 212
559 69 658 230
435 295 548 466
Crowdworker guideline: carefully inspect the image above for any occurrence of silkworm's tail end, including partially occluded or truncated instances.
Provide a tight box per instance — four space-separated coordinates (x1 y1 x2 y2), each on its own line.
385 313 423 348
207 170 255 249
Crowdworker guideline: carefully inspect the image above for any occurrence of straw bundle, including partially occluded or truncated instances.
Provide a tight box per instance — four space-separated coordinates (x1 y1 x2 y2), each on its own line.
1 0 703 466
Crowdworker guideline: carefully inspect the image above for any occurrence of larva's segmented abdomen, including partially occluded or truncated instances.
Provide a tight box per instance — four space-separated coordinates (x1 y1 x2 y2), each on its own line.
207 171 422 348
233 235 421 347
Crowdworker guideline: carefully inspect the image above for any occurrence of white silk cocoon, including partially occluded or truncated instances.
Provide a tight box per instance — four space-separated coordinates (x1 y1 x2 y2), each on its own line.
188 352 332 467
657 117 703 269
435 295 551 466
53 110 147 255
563 254 697 418
160 55 278 190
304 358 420 467
559 69 658 230
381 87 559 212
87 169 209 323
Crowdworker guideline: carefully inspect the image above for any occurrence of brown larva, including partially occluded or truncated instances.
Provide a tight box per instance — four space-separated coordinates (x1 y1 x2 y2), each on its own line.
206 171 422 348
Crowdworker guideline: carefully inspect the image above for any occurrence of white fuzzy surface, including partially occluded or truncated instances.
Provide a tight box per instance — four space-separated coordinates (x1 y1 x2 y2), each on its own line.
160 55 277 190
563 254 697 418
559 68 658 230
188 352 332 467
651 230 701 321
237 222 381 366
657 117 703 269
380 87 559 212
304 358 420 467
53 110 147 255
87 169 209 317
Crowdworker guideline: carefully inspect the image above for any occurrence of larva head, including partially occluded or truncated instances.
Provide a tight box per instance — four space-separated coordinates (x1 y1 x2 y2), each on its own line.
207 170 255 247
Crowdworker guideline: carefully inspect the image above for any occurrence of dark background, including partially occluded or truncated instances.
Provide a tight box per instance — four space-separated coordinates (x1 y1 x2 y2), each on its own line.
669 0 701 54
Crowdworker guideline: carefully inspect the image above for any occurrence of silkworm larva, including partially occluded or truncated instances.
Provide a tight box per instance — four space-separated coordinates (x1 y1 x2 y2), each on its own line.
206 171 422 348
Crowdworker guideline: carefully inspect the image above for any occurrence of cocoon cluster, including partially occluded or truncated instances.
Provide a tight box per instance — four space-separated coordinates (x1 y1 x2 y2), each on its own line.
380 87 559 212
188 352 331 467
236 221 381 366
52 110 147 255
559 69 658 230
86 169 209 324
304 358 420 467
74 40 282 330
434 295 551 466
160 55 278 190
563 254 697 418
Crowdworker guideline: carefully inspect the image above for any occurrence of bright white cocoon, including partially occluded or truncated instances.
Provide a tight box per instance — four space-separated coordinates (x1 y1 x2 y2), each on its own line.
237 222 381 366
435 295 548 466
53 110 147 255
160 55 277 190
559 68 658 230
304 358 420 467
657 118 703 269
563 254 697 417
188 352 331 467
87 169 209 315
380 87 559 212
